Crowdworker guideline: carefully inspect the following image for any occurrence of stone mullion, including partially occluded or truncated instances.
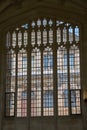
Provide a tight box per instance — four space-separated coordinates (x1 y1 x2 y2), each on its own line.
72 25 75 44
0 31 1 130
0 31 5 130
47 19 49 46
27 26 31 130
66 26 71 115
21 29 24 47
15 30 18 118
40 22 44 116
81 24 87 130
53 19 58 130
79 25 83 114
60 25 63 45
35 22 37 47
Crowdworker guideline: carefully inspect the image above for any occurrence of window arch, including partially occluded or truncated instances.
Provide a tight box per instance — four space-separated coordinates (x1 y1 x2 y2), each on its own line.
5 18 81 117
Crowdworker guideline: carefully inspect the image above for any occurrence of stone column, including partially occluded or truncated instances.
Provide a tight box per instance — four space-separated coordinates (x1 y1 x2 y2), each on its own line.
81 23 87 130
0 31 3 130
0 31 6 130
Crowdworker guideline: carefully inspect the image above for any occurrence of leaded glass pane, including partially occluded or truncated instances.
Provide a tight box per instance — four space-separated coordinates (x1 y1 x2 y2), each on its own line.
17 49 27 117
31 48 41 116
57 47 69 116
43 47 54 116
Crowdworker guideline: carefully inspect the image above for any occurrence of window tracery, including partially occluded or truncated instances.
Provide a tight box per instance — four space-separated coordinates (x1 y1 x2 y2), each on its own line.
5 18 81 117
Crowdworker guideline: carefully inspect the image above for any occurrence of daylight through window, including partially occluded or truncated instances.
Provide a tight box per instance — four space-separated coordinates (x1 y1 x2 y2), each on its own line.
5 18 81 117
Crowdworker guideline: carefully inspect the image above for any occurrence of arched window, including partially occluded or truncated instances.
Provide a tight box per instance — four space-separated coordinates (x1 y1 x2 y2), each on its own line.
5 18 81 117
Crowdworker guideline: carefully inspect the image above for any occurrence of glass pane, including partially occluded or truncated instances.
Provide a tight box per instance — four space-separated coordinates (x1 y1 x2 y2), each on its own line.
5 92 15 116
57 28 61 44
43 29 47 45
70 90 81 114
57 47 69 116
37 30 41 46
31 30 35 46
49 29 53 44
17 49 27 117
69 46 81 114
6 50 16 92
18 31 22 47
6 32 11 48
69 27 73 43
31 48 41 116
12 32 16 48
43 47 54 116
75 26 79 43
24 31 28 46
69 46 81 90
63 27 67 43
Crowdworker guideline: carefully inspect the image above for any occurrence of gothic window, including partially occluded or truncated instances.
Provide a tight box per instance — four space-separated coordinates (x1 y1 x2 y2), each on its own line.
5 18 81 117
